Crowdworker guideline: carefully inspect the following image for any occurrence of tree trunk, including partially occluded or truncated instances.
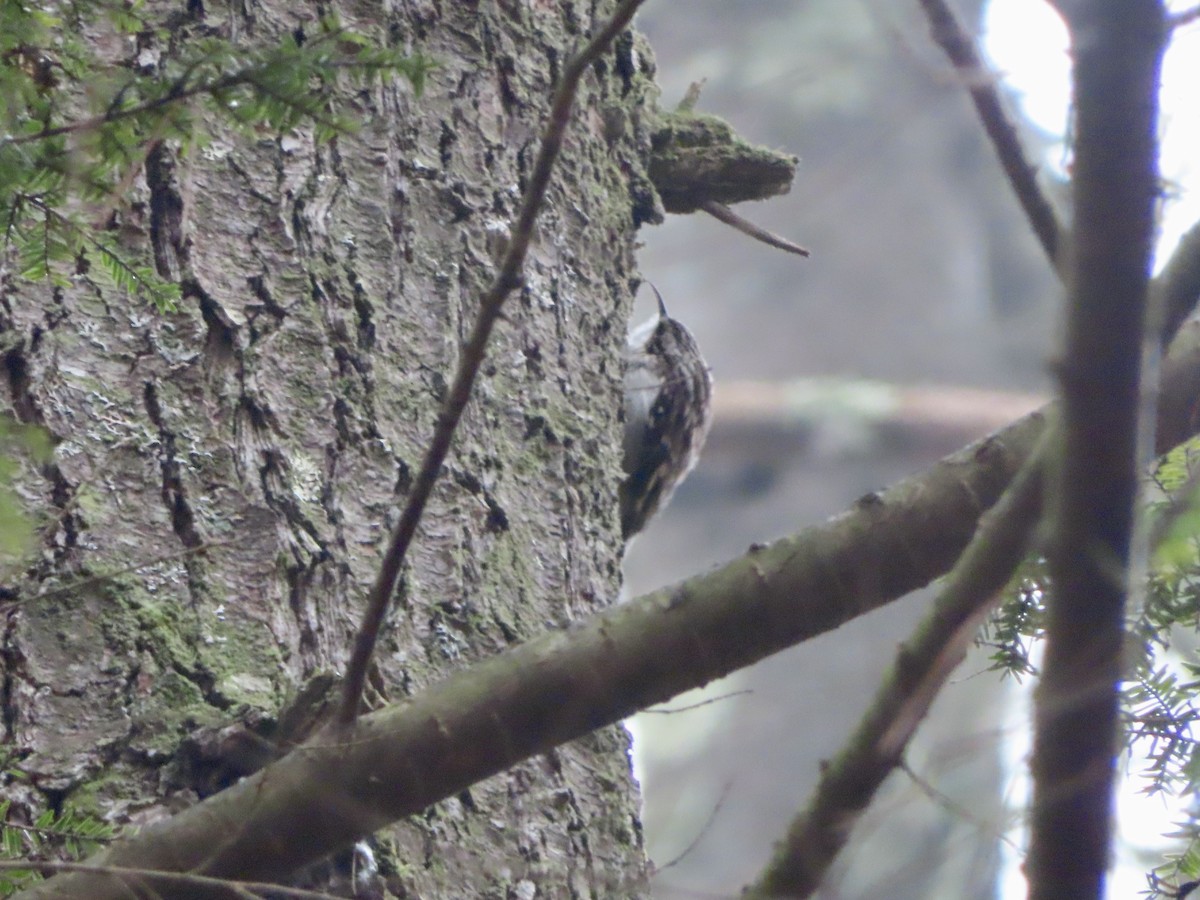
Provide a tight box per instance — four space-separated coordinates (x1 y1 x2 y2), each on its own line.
2 1 657 895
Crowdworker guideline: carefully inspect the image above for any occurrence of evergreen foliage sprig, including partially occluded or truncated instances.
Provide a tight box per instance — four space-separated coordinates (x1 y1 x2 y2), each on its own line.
0 0 432 568
983 442 1200 897
0 0 433 312
0 773 117 897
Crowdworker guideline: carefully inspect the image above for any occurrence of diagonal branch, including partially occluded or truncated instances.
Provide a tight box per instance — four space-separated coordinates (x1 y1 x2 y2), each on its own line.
1155 218 1200 345
336 0 649 726
917 0 1066 270
743 436 1048 898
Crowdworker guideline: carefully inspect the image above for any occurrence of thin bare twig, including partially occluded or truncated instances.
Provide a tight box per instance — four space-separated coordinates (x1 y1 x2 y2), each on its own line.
654 780 734 872
642 689 753 714
917 0 1065 270
0 859 342 899
899 759 1021 852
336 0 648 727
699 200 810 257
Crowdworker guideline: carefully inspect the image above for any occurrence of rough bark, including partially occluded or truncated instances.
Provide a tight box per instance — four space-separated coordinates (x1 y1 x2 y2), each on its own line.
2 1 657 896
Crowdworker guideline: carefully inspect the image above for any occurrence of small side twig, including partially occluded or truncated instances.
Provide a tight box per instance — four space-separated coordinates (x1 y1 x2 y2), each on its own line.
336 0 648 728
642 688 752 715
0 858 341 899
917 0 1065 270
654 779 733 873
898 759 1021 852
699 200 810 257
1168 4 1200 28
676 79 707 113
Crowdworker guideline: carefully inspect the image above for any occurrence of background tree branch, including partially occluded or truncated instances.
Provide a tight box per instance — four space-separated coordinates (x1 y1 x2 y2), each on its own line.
917 0 1065 269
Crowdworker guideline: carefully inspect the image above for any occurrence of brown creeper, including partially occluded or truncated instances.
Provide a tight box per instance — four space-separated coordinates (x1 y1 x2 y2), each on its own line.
619 284 713 539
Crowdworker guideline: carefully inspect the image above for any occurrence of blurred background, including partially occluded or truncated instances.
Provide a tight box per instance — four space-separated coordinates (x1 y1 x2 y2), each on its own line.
626 2 1200 897
625 2 1057 898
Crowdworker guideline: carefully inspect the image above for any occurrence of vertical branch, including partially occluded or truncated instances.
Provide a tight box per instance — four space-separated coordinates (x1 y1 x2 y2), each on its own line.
336 0 648 727
1027 3 1165 898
